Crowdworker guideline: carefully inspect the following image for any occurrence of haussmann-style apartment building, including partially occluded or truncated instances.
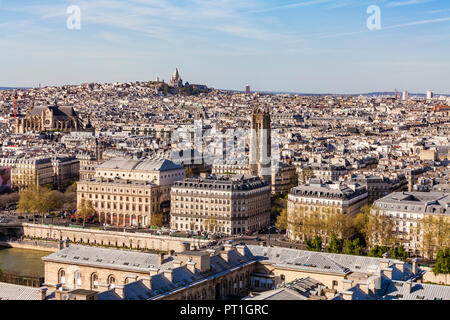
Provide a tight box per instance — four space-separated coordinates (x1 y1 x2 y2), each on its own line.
372 191 450 257
170 174 271 235
287 179 368 242
77 158 185 227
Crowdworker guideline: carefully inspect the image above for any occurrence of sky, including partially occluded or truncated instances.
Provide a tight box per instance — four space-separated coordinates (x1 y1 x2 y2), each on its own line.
0 0 450 94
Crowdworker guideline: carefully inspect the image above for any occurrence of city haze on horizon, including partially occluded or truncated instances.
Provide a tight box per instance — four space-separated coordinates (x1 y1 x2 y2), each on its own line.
1 0 450 94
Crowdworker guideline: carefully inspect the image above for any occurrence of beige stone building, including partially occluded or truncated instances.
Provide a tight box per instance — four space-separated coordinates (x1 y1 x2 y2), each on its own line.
0 155 79 190
41 243 420 301
170 174 271 235
287 179 368 242
372 192 450 257
212 162 297 194
77 158 185 227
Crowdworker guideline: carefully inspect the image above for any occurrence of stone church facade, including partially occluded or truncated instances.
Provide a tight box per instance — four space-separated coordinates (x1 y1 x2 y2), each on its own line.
15 104 84 134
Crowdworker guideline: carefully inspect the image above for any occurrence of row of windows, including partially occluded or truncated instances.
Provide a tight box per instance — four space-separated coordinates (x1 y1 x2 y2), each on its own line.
81 193 152 203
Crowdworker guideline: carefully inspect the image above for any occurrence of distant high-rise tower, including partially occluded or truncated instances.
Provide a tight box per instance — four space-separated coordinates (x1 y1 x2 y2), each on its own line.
169 68 183 88
249 106 272 185
402 91 409 101
394 89 399 100
426 90 434 100
245 85 251 94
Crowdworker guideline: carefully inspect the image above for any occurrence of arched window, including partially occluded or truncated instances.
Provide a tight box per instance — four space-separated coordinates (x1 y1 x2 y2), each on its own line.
74 270 82 288
91 273 99 290
59 269 66 285
108 275 116 289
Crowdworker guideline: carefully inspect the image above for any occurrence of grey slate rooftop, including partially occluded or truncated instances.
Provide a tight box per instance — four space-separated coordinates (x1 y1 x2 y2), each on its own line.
0 282 46 300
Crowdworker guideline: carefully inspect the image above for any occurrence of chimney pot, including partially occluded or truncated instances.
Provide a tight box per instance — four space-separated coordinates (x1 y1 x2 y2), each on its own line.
412 258 419 275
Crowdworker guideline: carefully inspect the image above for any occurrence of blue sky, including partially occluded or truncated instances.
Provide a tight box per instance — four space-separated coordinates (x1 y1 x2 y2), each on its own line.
1 0 450 93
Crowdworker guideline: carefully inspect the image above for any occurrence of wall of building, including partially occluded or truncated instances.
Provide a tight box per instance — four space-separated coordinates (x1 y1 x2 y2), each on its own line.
421 267 450 286
22 223 211 253
256 262 347 292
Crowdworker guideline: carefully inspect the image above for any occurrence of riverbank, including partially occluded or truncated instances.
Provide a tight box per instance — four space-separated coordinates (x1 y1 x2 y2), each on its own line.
0 247 52 278
0 240 58 253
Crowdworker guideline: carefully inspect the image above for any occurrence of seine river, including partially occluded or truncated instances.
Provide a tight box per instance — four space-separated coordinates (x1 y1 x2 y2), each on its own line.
0 247 51 277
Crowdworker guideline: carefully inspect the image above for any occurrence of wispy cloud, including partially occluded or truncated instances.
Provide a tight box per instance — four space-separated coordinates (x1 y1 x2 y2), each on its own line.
245 0 335 14
386 0 433 8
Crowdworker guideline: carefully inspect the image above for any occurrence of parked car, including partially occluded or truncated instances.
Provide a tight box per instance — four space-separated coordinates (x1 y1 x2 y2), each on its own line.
18 216 25 220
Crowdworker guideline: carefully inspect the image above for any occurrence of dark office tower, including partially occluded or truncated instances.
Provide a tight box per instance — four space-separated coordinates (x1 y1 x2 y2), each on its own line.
249 106 272 185
245 85 251 94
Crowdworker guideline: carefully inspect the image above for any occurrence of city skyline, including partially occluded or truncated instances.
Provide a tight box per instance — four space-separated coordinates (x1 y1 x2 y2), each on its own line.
1 0 450 93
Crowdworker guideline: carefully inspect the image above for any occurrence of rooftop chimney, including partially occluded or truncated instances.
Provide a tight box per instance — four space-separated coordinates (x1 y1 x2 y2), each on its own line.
163 269 173 282
38 287 48 300
342 279 354 290
382 268 393 280
342 290 354 301
412 258 419 275
158 253 165 265
148 265 159 276
172 259 183 268
236 245 246 256
406 280 413 294
186 261 197 274
395 261 405 273
358 281 370 295
115 285 125 299
380 259 390 270
141 277 152 290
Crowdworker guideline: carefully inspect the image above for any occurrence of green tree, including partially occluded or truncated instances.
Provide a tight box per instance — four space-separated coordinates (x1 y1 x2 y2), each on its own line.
353 238 363 256
17 186 61 224
433 248 450 276
326 233 343 253
368 245 390 258
275 208 288 231
150 214 164 228
306 236 322 252
77 199 95 227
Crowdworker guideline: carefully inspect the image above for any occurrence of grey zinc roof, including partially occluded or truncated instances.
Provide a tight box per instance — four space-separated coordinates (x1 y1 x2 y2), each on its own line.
42 245 172 272
383 280 450 300
245 277 323 300
98 158 183 172
246 288 308 300
245 245 411 278
0 282 44 300
374 192 450 215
